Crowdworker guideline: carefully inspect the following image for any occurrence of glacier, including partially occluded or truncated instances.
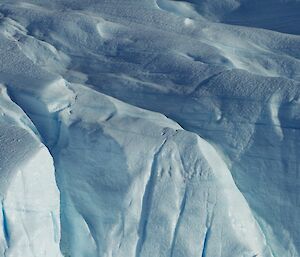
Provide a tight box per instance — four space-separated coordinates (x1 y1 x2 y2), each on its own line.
0 86 61 257
0 0 299 257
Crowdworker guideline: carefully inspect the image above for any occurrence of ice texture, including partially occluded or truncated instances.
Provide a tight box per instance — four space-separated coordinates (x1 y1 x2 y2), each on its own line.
0 0 299 256
0 86 62 257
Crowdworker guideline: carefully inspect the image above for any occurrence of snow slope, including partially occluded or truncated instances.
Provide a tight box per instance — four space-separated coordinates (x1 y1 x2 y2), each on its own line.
0 0 299 256
157 0 300 35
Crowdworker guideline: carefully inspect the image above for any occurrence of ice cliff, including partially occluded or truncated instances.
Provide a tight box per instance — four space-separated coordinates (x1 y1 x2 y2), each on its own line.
0 1 299 256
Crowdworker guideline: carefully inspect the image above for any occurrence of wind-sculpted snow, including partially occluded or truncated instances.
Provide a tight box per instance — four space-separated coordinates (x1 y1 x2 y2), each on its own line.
156 0 300 35
0 0 299 256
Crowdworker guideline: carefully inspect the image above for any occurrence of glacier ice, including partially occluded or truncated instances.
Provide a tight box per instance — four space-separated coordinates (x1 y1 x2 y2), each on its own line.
0 0 299 257
6 78 274 257
0 86 62 257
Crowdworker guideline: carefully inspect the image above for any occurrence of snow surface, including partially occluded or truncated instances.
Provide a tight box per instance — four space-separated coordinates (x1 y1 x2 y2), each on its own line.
0 0 299 256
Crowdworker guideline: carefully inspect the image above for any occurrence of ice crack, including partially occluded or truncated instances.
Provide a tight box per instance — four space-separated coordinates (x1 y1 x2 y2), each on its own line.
135 139 167 257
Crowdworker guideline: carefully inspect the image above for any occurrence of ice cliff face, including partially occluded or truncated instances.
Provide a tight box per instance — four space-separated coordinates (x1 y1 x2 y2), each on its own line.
0 0 299 257
0 86 61 257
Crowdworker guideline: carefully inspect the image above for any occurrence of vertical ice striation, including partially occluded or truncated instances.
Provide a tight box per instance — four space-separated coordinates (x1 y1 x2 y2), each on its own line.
0 1 299 256
8 81 273 257
0 85 62 257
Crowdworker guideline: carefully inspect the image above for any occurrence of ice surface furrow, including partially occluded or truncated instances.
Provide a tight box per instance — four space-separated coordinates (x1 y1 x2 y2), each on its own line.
50 211 60 244
135 139 167 257
170 186 188 257
201 228 211 257
190 71 226 96
1 202 9 249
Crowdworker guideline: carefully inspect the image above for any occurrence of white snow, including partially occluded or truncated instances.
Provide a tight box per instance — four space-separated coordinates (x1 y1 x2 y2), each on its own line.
0 0 299 256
